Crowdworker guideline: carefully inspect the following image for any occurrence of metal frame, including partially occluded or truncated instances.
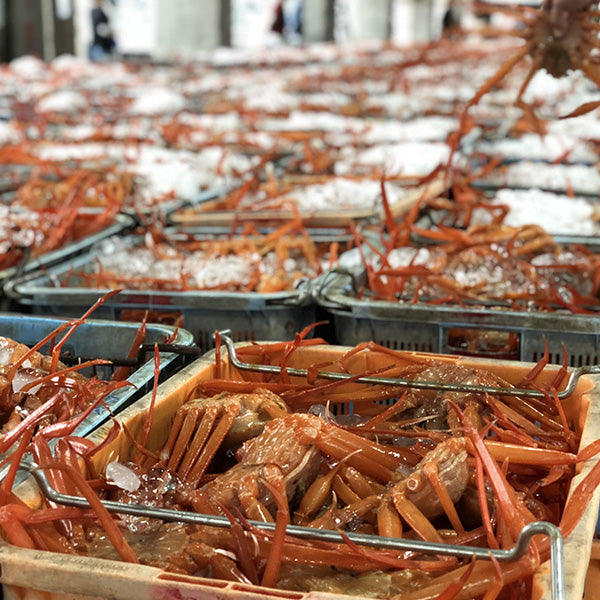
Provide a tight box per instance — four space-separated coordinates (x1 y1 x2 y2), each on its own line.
17 458 566 600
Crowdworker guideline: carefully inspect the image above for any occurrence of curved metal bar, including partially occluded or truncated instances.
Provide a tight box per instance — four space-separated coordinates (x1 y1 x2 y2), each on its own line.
18 459 564 600
217 329 600 400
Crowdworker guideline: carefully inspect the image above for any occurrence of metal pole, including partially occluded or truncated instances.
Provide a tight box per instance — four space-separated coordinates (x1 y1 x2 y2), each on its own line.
40 0 55 60
220 0 231 47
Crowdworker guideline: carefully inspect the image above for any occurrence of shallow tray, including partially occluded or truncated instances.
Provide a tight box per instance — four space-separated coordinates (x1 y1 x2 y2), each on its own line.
316 269 600 365
4 227 345 349
0 213 135 287
0 313 195 437
169 175 448 228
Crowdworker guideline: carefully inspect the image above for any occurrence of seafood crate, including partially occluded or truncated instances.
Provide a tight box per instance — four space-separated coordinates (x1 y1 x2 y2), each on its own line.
121 185 228 224
415 185 600 246
169 174 448 228
315 270 600 365
4 227 346 349
0 212 135 287
1 337 599 600
0 313 194 437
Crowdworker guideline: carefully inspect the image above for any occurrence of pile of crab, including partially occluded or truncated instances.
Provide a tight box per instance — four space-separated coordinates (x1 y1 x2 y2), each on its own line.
2 331 599 600
56 219 342 294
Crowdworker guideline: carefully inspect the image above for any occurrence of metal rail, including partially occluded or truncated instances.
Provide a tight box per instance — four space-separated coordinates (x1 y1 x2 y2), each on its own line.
18 458 564 600
217 329 600 400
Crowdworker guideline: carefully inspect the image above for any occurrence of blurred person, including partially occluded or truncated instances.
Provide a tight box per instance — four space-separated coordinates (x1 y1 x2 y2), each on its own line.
270 0 303 44
442 0 462 35
542 0 594 38
284 0 303 43
271 1 285 36
89 0 117 62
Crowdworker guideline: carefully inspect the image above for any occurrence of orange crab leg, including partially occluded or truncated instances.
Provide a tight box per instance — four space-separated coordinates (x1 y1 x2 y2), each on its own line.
423 462 465 534
48 290 122 374
333 474 362 506
37 460 138 564
6 321 81 377
360 392 409 429
111 313 148 381
0 391 64 454
377 496 403 538
475 453 498 550
481 440 577 466
560 454 600 539
316 424 402 479
19 359 113 394
295 451 359 523
134 345 160 465
0 427 33 493
342 466 384 496
0 504 37 549
219 507 260 584
164 407 212 472
517 338 549 387
515 66 547 136
459 42 532 123
392 496 444 543
449 401 534 542
431 558 477 600
185 404 241 485
260 475 289 589
488 397 562 436
36 387 121 441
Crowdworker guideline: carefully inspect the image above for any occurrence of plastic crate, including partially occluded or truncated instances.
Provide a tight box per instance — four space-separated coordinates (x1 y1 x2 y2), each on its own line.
168 175 448 228
315 269 600 366
415 191 600 248
2 342 598 599
121 186 226 224
585 547 600 600
4 228 348 350
0 213 135 287
5 260 318 351
0 313 194 437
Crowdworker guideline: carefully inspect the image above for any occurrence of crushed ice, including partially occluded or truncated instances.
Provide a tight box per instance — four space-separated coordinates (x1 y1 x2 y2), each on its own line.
106 462 142 492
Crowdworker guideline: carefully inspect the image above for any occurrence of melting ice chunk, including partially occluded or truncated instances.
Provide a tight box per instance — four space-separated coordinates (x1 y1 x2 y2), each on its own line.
11 370 42 394
106 462 141 492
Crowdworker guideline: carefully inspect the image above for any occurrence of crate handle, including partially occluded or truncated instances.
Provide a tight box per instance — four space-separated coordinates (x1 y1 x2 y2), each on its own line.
2 265 40 301
311 268 360 309
217 330 600 400
265 276 313 307
16 458 565 600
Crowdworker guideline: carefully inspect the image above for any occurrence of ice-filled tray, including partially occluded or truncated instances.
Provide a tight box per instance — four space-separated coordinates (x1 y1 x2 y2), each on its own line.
471 161 600 198
314 232 600 365
0 313 194 437
4 227 348 349
0 213 134 286
169 174 448 228
418 186 600 245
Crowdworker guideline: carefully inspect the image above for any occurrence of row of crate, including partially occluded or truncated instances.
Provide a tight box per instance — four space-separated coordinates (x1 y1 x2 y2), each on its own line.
4 219 600 368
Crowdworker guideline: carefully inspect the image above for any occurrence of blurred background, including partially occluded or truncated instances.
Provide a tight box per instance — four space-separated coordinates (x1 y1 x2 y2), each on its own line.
0 0 538 64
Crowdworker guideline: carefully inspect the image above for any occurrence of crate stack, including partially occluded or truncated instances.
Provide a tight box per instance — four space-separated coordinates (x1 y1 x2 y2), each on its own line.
1 37 599 354
0 28 600 600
